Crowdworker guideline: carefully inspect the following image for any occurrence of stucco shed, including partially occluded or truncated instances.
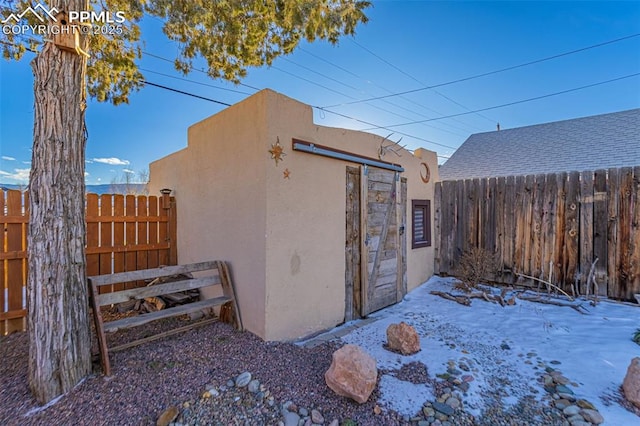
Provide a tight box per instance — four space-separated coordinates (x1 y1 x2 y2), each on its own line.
149 89 438 341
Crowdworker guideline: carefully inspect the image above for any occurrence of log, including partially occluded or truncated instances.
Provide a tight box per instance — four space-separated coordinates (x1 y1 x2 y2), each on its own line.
517 294 588 314
145 296 166 311
116 300 137 313
468 291 508 306
163 293 191 304
514 271 574 300
430 291 471 306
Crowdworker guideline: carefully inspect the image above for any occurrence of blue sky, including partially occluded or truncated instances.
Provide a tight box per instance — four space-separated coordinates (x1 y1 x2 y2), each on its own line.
1 1 639 185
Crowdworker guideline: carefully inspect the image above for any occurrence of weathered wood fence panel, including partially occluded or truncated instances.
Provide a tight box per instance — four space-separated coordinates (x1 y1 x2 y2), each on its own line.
435 167 640 301
1 190 177 334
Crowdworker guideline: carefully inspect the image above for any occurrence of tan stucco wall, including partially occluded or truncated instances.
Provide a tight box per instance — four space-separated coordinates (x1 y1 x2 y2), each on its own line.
149 94 270 338
150 89 438 341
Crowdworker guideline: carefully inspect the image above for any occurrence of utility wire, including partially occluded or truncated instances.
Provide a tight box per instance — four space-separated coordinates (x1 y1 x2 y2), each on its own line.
141 72 459 152
312 107 458 150
142 81 232 106
132 66 459 154
330 33 640 108
0 39 37 53
143 50 459 135
281 57 362 93
294 49 472 136
350 39 496 123
360 72 640 130
139 68 253 96
142 50 262 92
4 38 454 152
142 74 457 153
270 63 471 131
2 38 454 154
270 65 356 99
138 54 462 152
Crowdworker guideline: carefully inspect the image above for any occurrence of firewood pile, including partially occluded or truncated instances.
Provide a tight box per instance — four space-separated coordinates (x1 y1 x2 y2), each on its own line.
116 273 200 314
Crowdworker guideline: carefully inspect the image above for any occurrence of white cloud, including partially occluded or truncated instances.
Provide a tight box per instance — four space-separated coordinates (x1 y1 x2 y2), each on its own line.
84 172 90 177
22 161 31 165
122 168 135 174
1 156 16 161
92 157 130 165
0 168 30 182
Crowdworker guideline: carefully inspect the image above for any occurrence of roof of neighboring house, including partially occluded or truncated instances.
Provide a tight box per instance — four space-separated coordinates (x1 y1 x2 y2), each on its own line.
439 108 640 181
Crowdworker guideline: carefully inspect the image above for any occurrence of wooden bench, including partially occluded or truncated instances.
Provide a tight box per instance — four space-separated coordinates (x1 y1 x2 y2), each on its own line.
88 261 242 376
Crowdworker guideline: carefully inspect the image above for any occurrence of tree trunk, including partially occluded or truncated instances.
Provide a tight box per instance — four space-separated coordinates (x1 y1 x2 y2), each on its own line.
28 1 91 403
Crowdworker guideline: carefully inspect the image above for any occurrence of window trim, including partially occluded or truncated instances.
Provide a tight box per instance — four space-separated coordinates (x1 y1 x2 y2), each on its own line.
411 199 431 249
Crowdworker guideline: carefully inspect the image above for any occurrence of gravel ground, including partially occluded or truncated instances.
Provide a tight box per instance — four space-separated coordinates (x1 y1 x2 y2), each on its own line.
0 314 629 425
0 318 403 426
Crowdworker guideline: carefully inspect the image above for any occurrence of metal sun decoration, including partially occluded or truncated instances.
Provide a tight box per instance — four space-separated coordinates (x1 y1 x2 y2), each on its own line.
269 137 286 166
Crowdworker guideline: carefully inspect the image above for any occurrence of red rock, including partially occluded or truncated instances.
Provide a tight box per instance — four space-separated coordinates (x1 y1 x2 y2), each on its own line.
156 406 179 426
623 357 640 409
324 344 377 404
386 322 420 355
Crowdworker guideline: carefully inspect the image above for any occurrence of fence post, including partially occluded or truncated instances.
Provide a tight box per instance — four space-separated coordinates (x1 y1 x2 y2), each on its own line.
164 191 178 266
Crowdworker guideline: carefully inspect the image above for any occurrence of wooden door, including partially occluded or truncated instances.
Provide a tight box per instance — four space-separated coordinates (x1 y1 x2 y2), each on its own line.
346 165 407 319
345 167 362 321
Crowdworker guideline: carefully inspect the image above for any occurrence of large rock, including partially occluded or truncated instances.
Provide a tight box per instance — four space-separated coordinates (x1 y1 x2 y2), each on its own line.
623 357 640 408
324 344 377 404
386 322 420 355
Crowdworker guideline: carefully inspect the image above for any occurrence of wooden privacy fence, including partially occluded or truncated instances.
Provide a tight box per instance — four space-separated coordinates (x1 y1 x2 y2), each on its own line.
435 166 640 301
1 190 177 335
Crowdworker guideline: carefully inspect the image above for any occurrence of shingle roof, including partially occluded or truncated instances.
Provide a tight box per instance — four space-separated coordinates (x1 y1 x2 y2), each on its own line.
439 108 640 181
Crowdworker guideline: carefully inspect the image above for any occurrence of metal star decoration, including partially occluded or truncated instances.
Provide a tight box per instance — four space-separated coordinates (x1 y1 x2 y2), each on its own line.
268 138 286 166
283 168 291 179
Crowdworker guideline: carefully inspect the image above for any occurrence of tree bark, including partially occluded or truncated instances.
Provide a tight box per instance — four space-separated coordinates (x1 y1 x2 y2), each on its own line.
28 0 91 403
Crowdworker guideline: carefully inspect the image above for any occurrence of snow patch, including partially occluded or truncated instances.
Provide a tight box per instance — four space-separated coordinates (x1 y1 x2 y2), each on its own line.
378 374 434 417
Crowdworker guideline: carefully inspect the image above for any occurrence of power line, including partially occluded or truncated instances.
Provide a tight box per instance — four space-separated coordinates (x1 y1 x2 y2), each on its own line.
139 68 253 96
0 38 460 150
271 63 473 133
123 64 458 151
142 41 481 135
1 43 457 156
313 106 458 150
142 81 232 106
142 48 469 136
270 65 356 99
0 39 37 53
142 49 457 136
144 49 457 135
135 67 459 153
360 72 640 130
350 39 496 123
136 57 461 152
138 68 460 152
142 74 458 152
296 48 474 135
142 50 262 92
281 57 362 93
331 33 640 108
0 42 238 108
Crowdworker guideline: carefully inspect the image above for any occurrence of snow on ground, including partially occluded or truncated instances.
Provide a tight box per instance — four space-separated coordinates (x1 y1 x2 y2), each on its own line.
336 276 639 424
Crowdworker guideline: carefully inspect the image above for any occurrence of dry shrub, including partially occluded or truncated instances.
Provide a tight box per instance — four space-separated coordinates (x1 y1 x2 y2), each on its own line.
454 247 497 292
